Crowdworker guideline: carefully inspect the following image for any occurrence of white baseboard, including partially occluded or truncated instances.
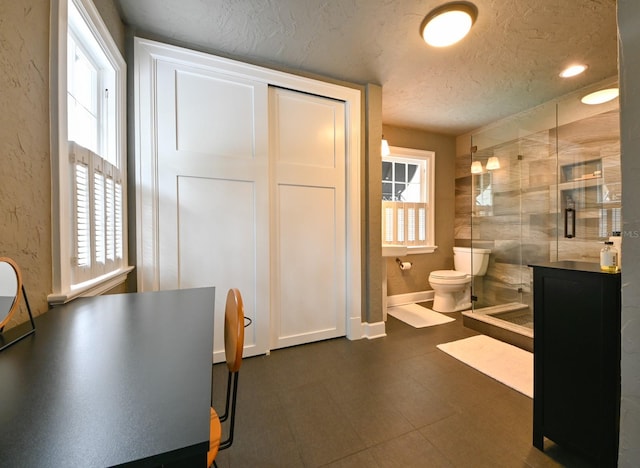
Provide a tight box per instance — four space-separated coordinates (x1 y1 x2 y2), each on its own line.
348 315 364 340
361 321 386 339
386 290 435 307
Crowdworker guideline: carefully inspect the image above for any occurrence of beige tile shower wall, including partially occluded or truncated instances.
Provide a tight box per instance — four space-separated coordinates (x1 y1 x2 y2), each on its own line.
382 125 456 296
556 109 620 262
454 147 472 242
0 1 51 328
0 0 126 329
477 133 553 308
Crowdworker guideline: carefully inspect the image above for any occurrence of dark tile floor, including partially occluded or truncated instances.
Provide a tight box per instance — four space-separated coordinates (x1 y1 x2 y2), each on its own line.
212 310 596 467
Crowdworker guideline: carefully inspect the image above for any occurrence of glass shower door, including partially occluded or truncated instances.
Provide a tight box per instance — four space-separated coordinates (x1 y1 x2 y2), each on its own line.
460 81 621 351
468 102 557 330
555 93 621 264
470 142 524 309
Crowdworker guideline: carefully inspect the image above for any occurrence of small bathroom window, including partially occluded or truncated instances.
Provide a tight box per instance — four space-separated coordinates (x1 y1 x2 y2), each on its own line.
382 160 423 201
382 146 436 253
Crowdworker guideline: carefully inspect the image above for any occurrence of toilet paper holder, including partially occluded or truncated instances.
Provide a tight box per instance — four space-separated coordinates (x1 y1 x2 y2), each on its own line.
395 257 413 271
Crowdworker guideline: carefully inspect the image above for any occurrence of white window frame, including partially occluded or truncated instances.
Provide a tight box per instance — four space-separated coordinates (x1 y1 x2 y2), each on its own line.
382 146 437 254
49 0 132 305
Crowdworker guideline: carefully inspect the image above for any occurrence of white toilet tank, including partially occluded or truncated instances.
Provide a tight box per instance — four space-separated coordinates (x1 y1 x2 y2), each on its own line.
453 246 491 276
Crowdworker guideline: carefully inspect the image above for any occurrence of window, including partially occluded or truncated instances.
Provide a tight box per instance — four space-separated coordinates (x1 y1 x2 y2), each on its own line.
382 146 436 253
49 0 131 304
472 171 494 216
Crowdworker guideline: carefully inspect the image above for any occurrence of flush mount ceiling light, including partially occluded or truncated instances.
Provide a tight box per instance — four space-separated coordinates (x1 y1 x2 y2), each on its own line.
559 64 588 78
420 2 478 47
581 88 619 105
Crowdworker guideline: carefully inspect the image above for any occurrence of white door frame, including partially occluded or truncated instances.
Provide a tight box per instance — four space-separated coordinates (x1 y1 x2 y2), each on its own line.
133 37 363 341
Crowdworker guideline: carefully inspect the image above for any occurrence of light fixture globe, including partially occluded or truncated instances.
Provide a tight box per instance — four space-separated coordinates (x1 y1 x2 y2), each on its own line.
581 88 619 105
420 2 478 47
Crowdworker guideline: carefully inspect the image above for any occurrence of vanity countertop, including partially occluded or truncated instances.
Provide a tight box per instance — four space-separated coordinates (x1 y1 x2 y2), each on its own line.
528 261 619 275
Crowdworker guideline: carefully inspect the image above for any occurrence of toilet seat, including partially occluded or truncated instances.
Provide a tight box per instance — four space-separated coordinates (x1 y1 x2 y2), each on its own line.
429 270 468 280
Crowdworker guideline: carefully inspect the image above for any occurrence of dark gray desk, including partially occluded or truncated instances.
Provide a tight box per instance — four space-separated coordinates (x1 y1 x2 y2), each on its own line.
0 288 215 467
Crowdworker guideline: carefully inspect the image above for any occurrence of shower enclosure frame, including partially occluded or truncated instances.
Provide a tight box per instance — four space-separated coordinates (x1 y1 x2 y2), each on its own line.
460 77 621 351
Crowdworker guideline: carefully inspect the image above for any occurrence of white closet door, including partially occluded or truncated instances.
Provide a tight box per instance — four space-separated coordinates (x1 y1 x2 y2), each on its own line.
269 87 347 349
155 61 270 361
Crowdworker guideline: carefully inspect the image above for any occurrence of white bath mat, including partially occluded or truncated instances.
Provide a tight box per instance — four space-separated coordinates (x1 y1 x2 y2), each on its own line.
387 303 455 328
437 335 533 398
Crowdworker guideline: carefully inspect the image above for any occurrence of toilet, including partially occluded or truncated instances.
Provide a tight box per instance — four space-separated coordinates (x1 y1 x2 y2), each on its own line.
428 246 491 313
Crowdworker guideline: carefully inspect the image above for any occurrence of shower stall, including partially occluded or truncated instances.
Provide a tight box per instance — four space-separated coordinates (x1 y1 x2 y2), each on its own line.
457 79 621 351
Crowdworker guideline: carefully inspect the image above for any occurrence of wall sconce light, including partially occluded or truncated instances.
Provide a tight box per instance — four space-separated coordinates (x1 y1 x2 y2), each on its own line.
381 138 391 157
486 156 500 170
470 161 483 174
420 2 478 47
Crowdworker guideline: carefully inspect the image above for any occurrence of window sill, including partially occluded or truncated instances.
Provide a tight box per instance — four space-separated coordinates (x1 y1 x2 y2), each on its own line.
48 265 135 306
382 245 438 256
407 245 438 255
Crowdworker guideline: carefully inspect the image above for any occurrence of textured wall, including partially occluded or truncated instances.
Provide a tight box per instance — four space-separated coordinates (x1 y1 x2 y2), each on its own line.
365 84 383 323
618 0 640 464
94 0 127 55
0 1 53 327
0 0 126 329
382 125 456 296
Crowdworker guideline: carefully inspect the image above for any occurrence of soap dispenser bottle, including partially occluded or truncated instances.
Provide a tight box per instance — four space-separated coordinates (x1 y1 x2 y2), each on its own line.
609 231 622 268
600 241 619 273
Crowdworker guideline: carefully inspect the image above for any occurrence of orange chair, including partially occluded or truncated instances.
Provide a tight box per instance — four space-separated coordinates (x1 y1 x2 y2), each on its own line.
208 288 246 467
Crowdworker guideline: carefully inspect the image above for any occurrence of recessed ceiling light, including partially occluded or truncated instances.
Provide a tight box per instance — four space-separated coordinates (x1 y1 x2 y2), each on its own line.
580 88 619 105
420 2 478 48
559 64 588 78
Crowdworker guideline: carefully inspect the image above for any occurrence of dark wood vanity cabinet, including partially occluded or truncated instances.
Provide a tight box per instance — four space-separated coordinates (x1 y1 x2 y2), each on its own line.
531 261 620 467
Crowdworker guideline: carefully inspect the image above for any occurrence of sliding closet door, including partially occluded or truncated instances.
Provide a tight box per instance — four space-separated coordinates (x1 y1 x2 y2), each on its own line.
136 38 362 355
269 87 347 349
154 61 270 360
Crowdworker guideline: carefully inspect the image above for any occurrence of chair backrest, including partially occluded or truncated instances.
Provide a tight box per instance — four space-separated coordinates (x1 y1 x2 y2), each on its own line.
224 288 244 373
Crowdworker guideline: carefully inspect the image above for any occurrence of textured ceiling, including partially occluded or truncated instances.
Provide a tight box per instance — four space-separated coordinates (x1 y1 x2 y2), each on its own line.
115 0 618 136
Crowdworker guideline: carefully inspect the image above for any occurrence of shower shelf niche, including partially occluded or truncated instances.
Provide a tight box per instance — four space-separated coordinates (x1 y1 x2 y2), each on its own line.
559 159 604 212
560 158 602 183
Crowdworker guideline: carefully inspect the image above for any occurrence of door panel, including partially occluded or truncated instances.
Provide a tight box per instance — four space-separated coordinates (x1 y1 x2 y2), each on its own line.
175 71 256 157
275 93 340 168
177 176 262 356
156 61 269 361
270 87 347 349
276 185 342 341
